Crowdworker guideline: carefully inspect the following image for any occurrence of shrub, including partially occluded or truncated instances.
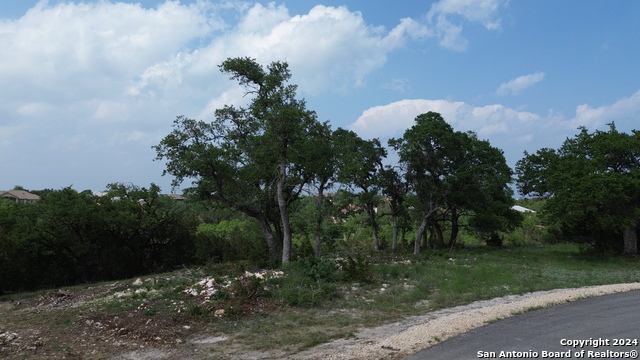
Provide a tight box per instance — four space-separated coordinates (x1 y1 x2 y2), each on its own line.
194 219 269 266
486 233 503 247
271 258 339 306
339 253 373 283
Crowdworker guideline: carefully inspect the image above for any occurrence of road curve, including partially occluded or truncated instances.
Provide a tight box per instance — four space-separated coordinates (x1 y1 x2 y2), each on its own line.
405 290 640 360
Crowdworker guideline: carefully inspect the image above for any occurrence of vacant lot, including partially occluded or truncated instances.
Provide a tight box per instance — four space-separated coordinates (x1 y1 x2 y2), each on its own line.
1 244 639 359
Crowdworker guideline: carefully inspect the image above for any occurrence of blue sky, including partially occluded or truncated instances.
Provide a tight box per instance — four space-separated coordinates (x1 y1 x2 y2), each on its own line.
1 0 639 194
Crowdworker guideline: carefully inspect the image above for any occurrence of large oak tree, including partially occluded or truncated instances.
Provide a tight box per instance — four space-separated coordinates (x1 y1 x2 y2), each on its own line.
516 124 640 255
390 112 518 253
154 57 326 263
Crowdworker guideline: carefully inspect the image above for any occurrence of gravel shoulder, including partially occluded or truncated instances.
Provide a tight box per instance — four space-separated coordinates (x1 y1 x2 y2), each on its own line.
292 282 640 360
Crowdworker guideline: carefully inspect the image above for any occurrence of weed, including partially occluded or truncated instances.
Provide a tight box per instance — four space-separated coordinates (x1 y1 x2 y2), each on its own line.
143 308 158 316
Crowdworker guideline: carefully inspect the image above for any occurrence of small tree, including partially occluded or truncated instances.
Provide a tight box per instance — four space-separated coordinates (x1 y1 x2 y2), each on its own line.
379 165 410 252
333 128 387 251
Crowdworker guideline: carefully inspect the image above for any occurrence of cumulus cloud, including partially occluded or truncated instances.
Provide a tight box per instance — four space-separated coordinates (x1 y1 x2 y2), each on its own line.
349 98 540 140
0 0 428 125
566 90 640 129
179 4 428 95
426 0 506 51
0 1 433 190
0 0 219 103
497 72 545 96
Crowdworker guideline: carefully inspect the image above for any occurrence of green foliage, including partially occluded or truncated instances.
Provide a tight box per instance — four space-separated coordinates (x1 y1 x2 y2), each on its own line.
155 57 333 263
502 216 545 246
516 124 640 254
338 253 374 283
389 112 520 253
300 257 338 283
333 128 387 251
0 185 198 293
485 233 504 247
194 219 269 266
271 258 338 306
230 274 265 300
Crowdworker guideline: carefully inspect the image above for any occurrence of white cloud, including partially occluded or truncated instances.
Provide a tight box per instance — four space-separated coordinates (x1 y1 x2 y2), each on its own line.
349 99 540 140
426 0 506 51
119 2 429 108
0 1 435 191
0 2 425 130
429 0 504 26
196 4 426 94
198 87 248 120
497 72 545 96
0 0 218 103
566 90 640 129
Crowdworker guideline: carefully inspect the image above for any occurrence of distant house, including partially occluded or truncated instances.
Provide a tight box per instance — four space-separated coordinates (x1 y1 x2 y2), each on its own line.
1 190 40 203
166 194 185 201
511 205 536 213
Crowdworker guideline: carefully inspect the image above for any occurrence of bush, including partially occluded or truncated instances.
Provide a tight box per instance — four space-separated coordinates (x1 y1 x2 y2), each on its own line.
338 253 373 283
194 219 269 266
486 233 503 247
271 258 339 306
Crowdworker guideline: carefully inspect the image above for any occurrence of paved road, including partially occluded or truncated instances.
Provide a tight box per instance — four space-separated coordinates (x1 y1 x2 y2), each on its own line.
405 290 640 360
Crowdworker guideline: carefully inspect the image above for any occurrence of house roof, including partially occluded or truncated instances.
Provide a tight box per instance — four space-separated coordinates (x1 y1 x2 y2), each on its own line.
166 193 185 201
1 190 41 201
511 205 536 213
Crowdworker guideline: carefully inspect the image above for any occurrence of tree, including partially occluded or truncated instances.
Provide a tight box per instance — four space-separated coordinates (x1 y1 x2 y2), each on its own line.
516 124 640 255
390 112 518 253
154 115 281 258
333 128 387 251
154 57 326 263
102 183 197 273
390 113 458 254
303 123 337 257
444 132 521 247
379 165 410 252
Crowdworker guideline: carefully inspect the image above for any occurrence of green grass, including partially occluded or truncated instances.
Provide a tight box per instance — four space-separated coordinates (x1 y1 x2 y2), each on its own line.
2 243 639 357
232 243 640 352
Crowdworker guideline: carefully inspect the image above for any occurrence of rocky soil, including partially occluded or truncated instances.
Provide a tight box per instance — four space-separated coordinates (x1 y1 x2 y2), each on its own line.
1 278 638 360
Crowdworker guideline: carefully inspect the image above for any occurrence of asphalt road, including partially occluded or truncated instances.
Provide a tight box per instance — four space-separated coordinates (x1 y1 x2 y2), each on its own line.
405 290 640 360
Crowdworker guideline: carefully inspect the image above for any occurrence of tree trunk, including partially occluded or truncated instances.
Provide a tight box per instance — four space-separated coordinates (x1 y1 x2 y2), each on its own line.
372 224 380 252
623 225 638 255
433 221 445 249
448 207 459 248
367 205 380 251
277 158 293 263
258 217 278 260
414 216 428 255
314 184 326 257
391 215 398 252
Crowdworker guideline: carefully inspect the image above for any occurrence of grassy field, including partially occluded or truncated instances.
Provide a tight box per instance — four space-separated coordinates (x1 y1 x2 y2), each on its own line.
229 243 640 353
1 243 640 358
